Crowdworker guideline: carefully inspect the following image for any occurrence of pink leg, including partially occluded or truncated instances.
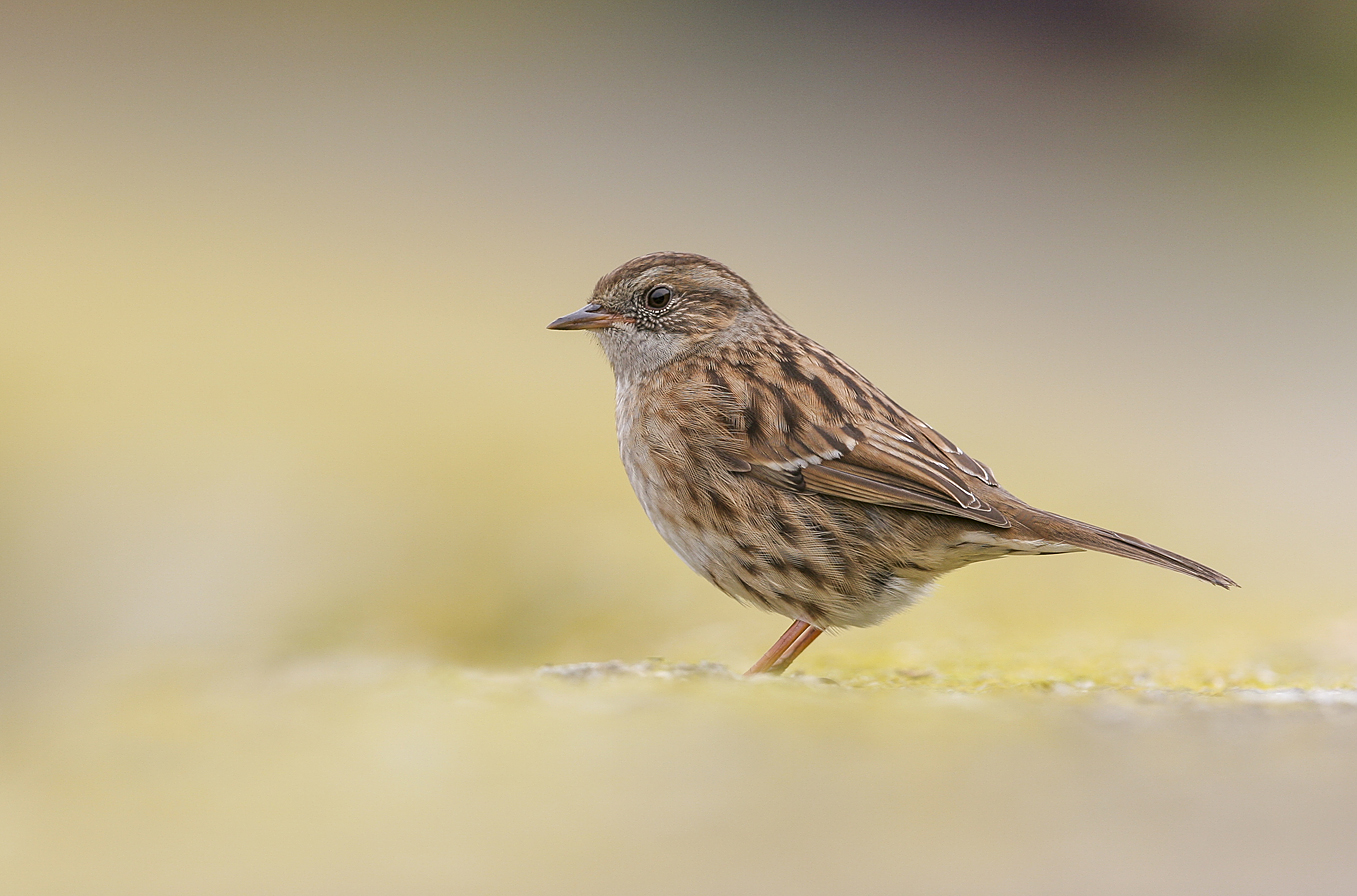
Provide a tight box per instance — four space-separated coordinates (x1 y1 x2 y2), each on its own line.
768 624 822 675
744 620 824 676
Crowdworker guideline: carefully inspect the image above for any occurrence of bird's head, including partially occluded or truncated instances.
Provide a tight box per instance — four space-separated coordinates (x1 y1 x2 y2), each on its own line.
548 252 771 376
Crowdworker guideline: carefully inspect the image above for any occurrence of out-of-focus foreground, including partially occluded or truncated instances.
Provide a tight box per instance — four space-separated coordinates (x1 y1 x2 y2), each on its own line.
1 2 1355 894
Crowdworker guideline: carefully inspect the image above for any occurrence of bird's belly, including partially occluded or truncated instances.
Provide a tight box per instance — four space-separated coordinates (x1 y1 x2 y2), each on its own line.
617 438 939 630
618 442 723 576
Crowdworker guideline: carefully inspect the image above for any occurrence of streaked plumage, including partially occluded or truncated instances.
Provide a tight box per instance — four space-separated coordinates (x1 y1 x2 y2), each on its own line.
549 252 1235 673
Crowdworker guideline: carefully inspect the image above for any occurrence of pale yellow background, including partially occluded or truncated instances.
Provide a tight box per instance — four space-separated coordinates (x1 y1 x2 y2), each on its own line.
2 3 1355 894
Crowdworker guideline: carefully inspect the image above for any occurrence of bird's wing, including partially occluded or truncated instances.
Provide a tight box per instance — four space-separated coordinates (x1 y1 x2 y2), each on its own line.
804 419 1009 527
708 341 1011 528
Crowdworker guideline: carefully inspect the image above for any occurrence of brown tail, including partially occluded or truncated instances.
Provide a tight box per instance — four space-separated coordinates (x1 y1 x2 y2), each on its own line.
1012 507 1237 589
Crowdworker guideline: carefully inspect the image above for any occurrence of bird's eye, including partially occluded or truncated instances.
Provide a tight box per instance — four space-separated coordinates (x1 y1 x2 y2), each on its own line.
645 285 672 309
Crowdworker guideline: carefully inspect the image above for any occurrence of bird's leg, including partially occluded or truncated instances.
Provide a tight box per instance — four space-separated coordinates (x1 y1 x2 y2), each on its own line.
744 620 823 676
767 624 822 675
745 620 810 675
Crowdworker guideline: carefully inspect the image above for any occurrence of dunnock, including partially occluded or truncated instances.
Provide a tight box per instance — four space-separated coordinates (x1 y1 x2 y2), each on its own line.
549 253 1235 675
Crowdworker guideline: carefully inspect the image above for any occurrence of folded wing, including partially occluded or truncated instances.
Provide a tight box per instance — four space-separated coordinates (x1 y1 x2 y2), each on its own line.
706 338 1011 528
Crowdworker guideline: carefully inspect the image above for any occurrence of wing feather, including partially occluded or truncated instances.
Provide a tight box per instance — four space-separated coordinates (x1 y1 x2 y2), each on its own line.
801 461 1010 526
708 338 1010 528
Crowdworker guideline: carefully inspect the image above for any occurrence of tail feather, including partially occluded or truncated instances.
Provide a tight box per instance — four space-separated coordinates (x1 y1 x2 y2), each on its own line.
1010 507 1237 589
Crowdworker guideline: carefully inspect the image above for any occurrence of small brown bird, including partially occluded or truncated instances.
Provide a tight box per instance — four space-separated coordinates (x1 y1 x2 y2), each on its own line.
549 253 1235 675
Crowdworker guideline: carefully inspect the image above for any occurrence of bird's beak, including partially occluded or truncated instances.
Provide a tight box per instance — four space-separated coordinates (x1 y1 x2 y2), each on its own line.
547 303 624 330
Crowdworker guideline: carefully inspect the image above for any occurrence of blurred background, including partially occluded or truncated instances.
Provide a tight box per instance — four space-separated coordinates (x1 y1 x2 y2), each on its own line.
2 1 1356 893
